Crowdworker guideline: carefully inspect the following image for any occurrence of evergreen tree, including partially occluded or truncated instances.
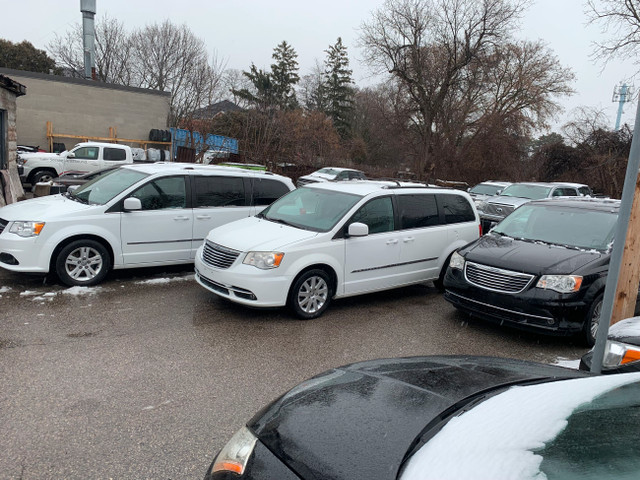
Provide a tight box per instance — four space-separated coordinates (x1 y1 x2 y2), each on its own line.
231 64 276 112
0 39 58 74
322 38 354 138
270 41 300 110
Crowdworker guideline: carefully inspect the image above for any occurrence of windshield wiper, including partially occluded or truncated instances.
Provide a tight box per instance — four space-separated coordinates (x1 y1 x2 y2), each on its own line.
65 191 88 204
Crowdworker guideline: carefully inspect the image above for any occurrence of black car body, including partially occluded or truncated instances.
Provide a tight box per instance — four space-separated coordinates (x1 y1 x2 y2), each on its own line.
204 356 588 480
443 198 634 345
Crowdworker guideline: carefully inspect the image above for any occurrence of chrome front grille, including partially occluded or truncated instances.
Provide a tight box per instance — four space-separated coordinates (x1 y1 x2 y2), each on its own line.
202 241 241 269
482 202 515 218
464 261 534 294
0 218 7 235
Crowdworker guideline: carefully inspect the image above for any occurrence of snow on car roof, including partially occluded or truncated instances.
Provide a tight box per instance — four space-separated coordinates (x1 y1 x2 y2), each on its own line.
400 372 640 480
120 162 288 179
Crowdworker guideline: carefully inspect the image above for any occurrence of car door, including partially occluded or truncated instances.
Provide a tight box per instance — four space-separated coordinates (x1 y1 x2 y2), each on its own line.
120 175 193 265
190 174 253 257
343 196 402 295
395 193 449 283
62 145 101 175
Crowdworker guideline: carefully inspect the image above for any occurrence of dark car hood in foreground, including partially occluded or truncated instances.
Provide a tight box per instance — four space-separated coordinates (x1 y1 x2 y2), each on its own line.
248 356 585 480
460 233 607 275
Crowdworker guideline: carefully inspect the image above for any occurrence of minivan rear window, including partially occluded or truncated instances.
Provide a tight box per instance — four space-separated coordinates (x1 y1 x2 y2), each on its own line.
397 194 440 229
438 194 475 224
194 176 245 207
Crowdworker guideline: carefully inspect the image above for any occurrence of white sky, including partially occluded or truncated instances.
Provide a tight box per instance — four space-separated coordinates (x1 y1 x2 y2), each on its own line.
2 0 638 133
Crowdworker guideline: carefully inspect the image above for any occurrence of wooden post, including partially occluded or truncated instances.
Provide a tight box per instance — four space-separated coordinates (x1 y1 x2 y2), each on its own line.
47 121 53 152
611 175 640 324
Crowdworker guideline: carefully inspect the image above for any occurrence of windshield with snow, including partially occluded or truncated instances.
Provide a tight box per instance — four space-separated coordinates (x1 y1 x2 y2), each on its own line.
491 203 617 251
259 187 362 232
469 184 504 196
69 168 148 205
499 184 552 199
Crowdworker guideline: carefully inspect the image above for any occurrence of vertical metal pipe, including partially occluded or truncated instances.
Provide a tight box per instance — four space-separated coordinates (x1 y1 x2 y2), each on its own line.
591 97 640 373
80 0 97 80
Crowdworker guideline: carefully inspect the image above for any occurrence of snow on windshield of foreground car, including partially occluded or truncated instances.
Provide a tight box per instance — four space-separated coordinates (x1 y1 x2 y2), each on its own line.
400 372 640 480
491 203 617 251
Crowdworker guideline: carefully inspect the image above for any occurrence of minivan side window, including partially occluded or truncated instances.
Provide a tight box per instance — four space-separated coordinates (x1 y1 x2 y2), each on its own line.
252 178 290 206
194 175 245 207
103 147 127 161
131 176 187 210
438 194 475 224
350 196 395 234
397 194 440 229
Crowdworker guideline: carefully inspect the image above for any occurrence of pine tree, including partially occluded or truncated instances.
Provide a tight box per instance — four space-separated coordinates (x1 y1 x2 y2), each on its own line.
231 64 276 112
323 38 354 138
271 41 300 110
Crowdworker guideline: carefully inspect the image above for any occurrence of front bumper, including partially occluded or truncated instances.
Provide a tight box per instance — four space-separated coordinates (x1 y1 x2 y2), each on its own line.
0 232 52 273
443 267 591 336
194 246 292 307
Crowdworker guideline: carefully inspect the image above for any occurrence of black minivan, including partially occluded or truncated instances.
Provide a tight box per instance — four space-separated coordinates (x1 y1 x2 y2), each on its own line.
443 197 639 345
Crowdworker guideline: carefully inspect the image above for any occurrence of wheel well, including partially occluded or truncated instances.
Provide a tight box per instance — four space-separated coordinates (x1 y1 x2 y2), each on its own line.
289 264 338 298
49 235 115 272
28 167 58 183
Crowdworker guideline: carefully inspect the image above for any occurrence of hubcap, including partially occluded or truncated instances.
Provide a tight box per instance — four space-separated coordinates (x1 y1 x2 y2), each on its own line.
65 246 103 282
297 276 328 314
590 300 602 339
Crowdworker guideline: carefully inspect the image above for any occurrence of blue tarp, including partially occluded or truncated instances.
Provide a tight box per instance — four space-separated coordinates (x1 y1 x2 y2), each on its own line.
170 128 238 158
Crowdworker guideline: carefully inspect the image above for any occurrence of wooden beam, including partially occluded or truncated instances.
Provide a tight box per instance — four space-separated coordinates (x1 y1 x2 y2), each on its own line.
611 174 640 324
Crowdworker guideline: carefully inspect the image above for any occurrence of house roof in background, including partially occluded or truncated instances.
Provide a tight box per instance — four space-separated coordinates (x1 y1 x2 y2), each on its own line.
191 100 243 119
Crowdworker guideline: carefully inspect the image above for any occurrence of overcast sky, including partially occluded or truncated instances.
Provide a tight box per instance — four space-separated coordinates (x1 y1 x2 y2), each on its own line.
3 0 638 133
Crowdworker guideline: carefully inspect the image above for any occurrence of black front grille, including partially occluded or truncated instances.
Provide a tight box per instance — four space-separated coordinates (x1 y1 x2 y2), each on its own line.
202 241 241 269
464 262 534 294
0 218 8 235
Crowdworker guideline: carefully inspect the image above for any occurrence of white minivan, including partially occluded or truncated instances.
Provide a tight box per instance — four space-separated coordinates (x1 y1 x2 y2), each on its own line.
194 181 480 318
0 164 294 286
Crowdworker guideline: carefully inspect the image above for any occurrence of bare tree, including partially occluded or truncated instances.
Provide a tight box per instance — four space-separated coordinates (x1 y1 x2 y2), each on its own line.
587 0 640 67
359 0 527 177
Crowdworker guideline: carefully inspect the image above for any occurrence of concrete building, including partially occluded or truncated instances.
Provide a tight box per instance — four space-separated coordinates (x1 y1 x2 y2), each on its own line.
0 67 170 152
0 74 26 206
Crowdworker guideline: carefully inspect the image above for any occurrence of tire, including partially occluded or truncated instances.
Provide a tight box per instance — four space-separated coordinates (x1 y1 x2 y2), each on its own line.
433 252 454 291
582 294 603 347
288 269 333 320
31 169 57 184
55 239 111 287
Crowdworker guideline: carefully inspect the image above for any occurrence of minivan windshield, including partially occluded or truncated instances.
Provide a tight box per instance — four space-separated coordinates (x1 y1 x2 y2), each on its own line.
499 184 552 200
492 203 617 251
69 168 148 205
259 187 363 232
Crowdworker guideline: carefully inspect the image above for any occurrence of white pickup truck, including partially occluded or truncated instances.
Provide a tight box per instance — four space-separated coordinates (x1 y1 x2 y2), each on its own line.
18 142 135 184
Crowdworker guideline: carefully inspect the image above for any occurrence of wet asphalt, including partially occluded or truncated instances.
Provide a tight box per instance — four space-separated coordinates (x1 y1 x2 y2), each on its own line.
0 265 588 479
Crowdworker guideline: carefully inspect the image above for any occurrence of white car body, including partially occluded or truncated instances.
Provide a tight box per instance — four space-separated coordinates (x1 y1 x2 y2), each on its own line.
296 167 366 187
18 142 134 184
194 181 480 317
0 164 294 285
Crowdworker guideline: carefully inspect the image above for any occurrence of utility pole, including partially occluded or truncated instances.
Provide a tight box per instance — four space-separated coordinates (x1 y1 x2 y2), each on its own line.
613 84 633 130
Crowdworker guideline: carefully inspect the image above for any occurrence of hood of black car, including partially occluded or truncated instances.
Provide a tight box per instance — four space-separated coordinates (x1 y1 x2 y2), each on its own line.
247 356 584 480
460 233 607 275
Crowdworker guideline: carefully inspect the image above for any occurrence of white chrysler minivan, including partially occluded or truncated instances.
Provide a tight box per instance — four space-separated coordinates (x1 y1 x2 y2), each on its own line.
0 164 294 286
194 181 480 318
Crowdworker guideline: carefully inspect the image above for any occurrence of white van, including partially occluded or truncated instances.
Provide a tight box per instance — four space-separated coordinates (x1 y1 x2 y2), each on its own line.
0 164 294 286
194 181 480 318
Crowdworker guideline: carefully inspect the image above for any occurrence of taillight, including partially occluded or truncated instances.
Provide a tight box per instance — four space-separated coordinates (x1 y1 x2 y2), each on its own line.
479 223 483 236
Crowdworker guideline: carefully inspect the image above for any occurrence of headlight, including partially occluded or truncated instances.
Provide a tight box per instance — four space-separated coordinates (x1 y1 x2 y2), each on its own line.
17 156 26 166
602 340 640 368
9 221 45 237
243 251 284 269
449 251 465 270
536 275 583 293
210 426 257 475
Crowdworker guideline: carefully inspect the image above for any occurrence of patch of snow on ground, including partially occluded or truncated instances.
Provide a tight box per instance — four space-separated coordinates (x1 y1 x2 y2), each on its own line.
400 372 640 480
0 286 11 293
62 286 101 296
552 357 580 369
20 290 39 296
32 296 53 302
135 274 195 285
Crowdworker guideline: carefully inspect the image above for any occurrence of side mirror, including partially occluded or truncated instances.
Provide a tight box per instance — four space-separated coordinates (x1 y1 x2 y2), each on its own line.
496 189 502 195
67 185 80 194
66 152 76 159
348 222 369 237
123 197 142 211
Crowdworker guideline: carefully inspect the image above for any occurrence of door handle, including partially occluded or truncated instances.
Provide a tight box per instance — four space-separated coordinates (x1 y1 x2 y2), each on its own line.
386 239 398 245
403 237 415 242
196 215 211 220
174 216 190 221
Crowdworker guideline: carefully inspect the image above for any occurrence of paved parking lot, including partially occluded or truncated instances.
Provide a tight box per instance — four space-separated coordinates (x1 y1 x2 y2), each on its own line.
0 266 588 479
